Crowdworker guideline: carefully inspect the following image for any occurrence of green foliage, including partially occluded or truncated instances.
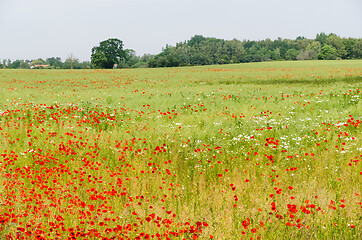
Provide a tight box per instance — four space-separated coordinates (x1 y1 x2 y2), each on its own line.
119 49 141 68
348 39 362 59
2 33 361 70
270 48 281 60
91 38 125 69
4 59 30 69
318 45 338 60
148 33 360 68
30 58 45 67
91 51 107 69
46 57 63 68
149 35 246 67
306 41 321 54
297 50 318 60
63 53 79 69
285 49 299 60
326 34 347 58
316 32 328 45
187 35 207 47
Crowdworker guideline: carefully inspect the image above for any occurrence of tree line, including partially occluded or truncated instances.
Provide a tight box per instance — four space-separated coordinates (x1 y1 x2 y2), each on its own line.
0 55 92 69
148 33 361 68
1 33 361 69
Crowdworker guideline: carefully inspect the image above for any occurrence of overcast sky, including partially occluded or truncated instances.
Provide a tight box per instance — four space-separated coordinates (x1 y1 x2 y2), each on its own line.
0 0 361 61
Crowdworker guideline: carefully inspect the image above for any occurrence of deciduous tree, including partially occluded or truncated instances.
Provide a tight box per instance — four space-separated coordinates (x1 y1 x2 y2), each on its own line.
91 38 125 69
318 45 337 60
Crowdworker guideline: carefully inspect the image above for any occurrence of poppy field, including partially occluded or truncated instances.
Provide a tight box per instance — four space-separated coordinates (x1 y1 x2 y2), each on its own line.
0 60 361 239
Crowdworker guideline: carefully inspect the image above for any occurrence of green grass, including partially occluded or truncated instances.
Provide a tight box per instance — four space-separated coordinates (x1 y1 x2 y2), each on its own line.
0 60 361 239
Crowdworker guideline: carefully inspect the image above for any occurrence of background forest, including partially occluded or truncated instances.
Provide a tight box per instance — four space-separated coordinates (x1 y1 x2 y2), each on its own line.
1 33 361 69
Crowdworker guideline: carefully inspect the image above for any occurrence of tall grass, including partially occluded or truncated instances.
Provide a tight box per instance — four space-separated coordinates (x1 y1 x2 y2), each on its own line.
0 60 361 239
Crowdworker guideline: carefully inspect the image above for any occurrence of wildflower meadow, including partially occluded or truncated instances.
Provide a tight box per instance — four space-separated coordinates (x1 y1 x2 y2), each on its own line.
0 60 361 239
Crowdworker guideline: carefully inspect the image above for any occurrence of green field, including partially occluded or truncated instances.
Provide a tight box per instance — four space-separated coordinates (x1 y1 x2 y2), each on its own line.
0 60 361 239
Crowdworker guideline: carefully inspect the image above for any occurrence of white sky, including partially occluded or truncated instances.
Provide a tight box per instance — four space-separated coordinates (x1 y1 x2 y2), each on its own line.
0 0 361 61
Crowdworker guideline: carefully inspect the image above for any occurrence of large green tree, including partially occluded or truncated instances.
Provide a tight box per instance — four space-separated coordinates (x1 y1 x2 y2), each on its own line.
91 52 107 69
91 38 125 69
318 45 338 60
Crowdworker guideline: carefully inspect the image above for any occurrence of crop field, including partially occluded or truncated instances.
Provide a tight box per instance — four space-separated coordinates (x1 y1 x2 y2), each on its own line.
0 60 361 239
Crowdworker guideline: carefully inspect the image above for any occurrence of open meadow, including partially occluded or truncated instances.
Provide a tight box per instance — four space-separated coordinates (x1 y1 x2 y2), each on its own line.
0 60 361 239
